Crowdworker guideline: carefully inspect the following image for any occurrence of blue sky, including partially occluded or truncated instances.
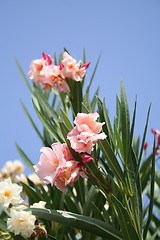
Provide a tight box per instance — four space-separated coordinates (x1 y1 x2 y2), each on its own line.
0 0 160 172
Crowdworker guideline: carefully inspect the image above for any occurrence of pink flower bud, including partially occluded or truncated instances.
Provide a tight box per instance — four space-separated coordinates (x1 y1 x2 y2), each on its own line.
144 141 148 151
156 149 159 155
82 61 90 69
82 154 93 164
42 52 52 65
59 63 64 70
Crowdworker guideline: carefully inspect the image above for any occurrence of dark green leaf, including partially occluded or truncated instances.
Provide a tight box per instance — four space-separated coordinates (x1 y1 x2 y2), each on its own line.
112 196 139 240
86 52 101 94
120 79 130 163
32 99 62 143
98 139 126 187
138 102 151 170
31 208 123 240
16 144 34 172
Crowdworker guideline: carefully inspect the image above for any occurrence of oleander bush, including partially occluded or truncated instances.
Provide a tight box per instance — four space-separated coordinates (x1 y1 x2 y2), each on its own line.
0 49 160 240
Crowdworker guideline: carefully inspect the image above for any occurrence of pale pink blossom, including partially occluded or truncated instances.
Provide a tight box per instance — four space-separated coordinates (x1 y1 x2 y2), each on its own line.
34 143 83 192
67 112 107 154
28 52 53 86
61 52 86 81
40 65 70 92
55 160 82 192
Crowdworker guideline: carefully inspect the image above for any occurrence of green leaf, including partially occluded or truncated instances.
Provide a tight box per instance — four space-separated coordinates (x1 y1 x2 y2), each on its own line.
143 138 156 240
83 186 97 216
120 79 130 163
32 99 62 143
60 109 73 131
114 123 124 160
98 139 126 187
16 59 32 92
138 102 151 170
20 100 44 143
128 147 143 232
103 98 115 149
86 52 101 94
16 144 34 172
34 88 59 126
21 182 41 205
71 81 83 115
112 196 139 240
0 220 8 232
30 208 123 240
81 102 90 114
130 97 137 146
91 87 99 112
83 90 92 112
96 96 109 138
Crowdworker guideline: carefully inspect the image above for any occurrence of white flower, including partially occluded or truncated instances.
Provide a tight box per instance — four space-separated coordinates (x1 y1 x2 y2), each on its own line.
1 161 15 177
13 160 24 174
1 160 24 177
7 207 36 238
0 178 23 208
28 173 42 185
30 201 46 209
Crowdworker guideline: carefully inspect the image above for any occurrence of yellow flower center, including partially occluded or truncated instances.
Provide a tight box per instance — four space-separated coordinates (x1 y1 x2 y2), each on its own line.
4 190 11 198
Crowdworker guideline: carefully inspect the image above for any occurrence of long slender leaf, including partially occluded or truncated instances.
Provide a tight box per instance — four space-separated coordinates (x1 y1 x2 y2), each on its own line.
120 79 130 163
20 100 44 142
32 100 62 143
86 52 101 94
16 144 34 172
112 196 139 240
16 59 32 91
60 109 73 131
98 139 126 187
128 147 143 232
21 182 41 205
30 208 123 240
138 102 151 170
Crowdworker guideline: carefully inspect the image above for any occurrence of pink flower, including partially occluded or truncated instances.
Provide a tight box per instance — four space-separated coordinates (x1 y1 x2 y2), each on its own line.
28 52 52 86
40 65 70 93
55 160 82 192
61 52 86 81
34 143 83 192
151 128 160 147
67 112 107 154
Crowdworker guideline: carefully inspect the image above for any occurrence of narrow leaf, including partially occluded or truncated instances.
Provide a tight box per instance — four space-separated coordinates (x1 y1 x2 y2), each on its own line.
31 208 123 240
16 144 34 172
98 139 126 187
112 196 139 240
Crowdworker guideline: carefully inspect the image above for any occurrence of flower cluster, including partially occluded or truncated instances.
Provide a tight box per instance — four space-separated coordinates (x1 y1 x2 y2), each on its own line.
34 112 106 192
0 160 43 187
28 51 90 93
0 177 46 238
67 112 107 154
34 143 85 192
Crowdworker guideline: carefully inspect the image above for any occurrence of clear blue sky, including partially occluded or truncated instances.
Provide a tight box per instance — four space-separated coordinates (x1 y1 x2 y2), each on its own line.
0 0 160 172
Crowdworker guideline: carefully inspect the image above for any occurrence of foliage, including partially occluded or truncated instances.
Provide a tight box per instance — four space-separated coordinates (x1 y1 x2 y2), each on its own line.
0 49 159 239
